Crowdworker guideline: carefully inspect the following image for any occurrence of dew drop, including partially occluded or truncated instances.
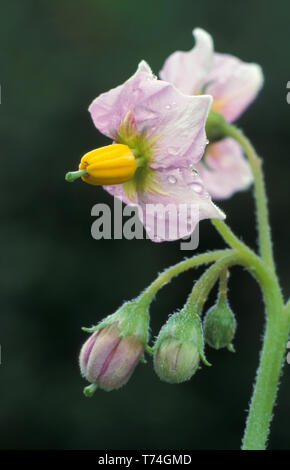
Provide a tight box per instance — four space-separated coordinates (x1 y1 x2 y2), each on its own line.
190 182 203 193
165 104 171 109
168 175 177 184
168 147 179 155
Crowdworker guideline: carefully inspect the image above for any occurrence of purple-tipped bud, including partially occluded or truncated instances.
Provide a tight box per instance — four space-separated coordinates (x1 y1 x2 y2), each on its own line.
79 323 144 393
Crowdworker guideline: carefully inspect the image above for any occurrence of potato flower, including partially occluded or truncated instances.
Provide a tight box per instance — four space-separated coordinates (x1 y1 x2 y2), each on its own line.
160 28 264 199
66 60 225 240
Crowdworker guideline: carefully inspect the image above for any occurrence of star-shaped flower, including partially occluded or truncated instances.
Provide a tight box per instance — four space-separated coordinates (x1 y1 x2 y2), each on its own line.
66 60 225 240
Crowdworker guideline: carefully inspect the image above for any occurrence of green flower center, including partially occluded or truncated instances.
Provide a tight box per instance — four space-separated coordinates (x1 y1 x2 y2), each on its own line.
117 116 157 198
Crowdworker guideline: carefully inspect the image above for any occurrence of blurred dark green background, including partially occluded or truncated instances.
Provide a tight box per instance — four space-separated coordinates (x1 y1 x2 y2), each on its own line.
1 0 290 450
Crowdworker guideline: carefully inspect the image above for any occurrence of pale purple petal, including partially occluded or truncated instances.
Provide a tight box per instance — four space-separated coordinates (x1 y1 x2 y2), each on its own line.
88 60 155 139
104 183 138 206
86 326 120 383
160 28 214 95
134 87 212 169
99 336 143 391
195 138 253 200
136 167 225 242
79 330 100 377
89 60 212 170
207 53 264 122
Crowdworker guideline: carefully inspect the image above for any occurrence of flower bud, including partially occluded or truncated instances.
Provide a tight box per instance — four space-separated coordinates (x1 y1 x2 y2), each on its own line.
79 299 149 394
203 297 237 350
66 144 136 185
154 337 199 384
79 323 144 393
205 110 227 143
153 310 209 384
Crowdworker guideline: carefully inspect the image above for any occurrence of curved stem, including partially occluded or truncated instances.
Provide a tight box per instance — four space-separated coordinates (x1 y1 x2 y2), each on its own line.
186 250 273 317
241 246 286 449
186 252 240 314
211 126 289 448
211 219 276 301
212 218 258 261
191 253 288 450
224 124 275 272
139 249 233 306
182 228 286 449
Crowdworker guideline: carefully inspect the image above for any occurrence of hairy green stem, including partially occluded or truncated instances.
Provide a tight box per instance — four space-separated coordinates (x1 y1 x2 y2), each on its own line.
183 243 288 449
284 298 290 318
186 252 241 314
220 124 288 449
242 311 289 449
212 218 259 262
219 268 229 296
139 249 232 306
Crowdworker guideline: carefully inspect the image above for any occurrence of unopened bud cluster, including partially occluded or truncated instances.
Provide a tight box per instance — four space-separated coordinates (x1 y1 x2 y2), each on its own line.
79 272 237 394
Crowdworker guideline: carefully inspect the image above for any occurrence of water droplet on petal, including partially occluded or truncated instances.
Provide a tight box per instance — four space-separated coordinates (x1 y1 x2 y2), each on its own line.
205 139 209 145
168 147 179 156
165 104 171 109
168 175 177 184
190 182 203 193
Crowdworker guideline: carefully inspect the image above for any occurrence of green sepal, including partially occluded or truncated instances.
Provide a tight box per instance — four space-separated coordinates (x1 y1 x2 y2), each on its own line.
82 298 150 346
140 353 147 364
81 325 99 333
145 345 154 355
205 110 228 143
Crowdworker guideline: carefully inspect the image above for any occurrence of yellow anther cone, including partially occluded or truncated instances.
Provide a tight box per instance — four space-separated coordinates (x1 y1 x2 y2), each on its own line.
65 144 137 186
79 144 136 186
